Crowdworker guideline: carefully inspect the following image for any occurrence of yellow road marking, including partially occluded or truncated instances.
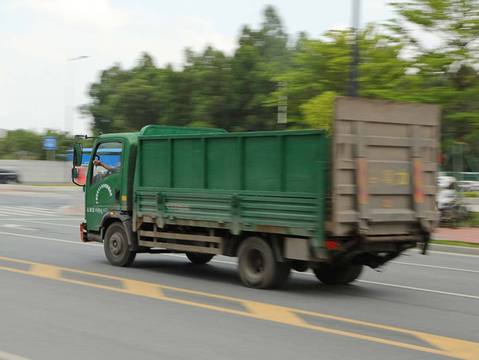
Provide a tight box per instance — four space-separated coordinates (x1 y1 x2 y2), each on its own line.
417 334 479 360
244 301 306 327
122 279 165 299
29 264 61 279
0 255 477 359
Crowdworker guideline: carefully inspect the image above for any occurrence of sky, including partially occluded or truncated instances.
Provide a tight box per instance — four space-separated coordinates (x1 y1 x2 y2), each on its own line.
0 0 396 135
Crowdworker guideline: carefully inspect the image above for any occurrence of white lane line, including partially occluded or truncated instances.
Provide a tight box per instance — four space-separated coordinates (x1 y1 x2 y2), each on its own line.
15 206 54 213
0 209 54 216
0 217 82 221
0 231 100 247
0 206 52 213
429 250 479 258
2 230 479 301
2 224 36 231
0 206 48 213
165 255 479 300
0 219 79 228
357 280 479 300
0 349 30 360
391 261 479 274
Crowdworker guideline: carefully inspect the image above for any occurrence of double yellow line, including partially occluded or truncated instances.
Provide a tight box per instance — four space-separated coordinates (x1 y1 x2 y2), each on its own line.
1 255 478 359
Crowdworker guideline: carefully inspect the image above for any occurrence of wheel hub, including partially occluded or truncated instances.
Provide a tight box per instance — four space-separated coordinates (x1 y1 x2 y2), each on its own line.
109 234 123 256
248 249 265 274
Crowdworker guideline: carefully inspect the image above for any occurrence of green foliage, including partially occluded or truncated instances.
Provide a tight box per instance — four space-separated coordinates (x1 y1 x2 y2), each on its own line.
387 0 479 163
80 2 479 171
84 6 291 132
0 130 71 160
300 91 337 132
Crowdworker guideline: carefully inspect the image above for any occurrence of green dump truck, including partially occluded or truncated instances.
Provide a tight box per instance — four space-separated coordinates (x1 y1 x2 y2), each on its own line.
72 97 440 288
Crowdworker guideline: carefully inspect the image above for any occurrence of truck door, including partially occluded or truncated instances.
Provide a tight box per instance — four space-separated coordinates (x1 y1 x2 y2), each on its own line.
85 141 123 232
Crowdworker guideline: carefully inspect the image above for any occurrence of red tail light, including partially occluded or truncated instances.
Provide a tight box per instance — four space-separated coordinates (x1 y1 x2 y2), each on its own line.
325 240 340 250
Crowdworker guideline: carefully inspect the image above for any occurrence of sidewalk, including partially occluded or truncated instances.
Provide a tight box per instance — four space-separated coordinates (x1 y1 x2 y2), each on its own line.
432 227 479 244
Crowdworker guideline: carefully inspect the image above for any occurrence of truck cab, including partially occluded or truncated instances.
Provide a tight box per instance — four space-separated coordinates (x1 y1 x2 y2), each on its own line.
73 133 137 242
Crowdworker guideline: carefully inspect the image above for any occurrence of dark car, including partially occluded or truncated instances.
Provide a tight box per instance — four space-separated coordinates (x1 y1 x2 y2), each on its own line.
0 169 20 184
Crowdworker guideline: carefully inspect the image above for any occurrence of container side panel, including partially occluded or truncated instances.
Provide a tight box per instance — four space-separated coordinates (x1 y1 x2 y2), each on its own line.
135 129 329 238
244 137 281 191
141 140 170 187
240 195 317 230
285 135 321 193
173 139 203 188
207 138 240 190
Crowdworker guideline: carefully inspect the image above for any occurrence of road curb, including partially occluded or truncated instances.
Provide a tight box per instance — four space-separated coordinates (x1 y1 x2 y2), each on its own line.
427 243 479 256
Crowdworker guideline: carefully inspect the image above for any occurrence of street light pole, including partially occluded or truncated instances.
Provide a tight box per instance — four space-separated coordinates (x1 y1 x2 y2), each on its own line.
348 0 360 97
65 55 90 135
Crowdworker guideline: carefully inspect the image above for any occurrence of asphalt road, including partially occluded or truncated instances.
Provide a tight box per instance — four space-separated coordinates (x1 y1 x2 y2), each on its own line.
1 187 478 360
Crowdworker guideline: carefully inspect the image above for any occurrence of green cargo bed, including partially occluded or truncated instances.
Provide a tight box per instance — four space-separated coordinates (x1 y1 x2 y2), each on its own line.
134 129 330 247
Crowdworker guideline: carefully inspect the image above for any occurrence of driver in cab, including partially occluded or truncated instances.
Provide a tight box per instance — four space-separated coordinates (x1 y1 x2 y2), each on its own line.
92 158 120 182
93 159 115 172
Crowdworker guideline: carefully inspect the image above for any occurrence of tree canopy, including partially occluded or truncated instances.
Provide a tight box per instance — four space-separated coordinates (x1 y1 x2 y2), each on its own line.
4 2 477 168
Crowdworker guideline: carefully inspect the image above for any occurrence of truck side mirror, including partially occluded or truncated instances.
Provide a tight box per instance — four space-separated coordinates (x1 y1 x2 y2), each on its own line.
71 166 86 186
73 143 83 167
72 143 86 186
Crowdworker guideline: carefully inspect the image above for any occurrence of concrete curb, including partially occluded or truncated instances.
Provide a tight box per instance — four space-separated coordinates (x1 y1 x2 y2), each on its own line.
427 243 479 256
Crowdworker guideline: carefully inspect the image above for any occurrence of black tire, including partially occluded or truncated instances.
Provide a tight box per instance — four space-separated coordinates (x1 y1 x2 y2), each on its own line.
291 261 309 272
186 252 214 265
273 261 291 288
238 237 290 289
313 262 363 285
104 222 136 267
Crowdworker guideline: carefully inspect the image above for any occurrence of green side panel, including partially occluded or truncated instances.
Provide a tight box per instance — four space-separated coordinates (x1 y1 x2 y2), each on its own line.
206 138 240 190
285 134 322 193
134 129 330 243
141 139 170 187
135 190 317 237
244 136 281 191
173 139 203 188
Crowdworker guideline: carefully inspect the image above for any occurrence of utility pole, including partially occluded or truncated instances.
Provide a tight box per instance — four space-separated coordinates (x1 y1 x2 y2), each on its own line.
348 0 360 97
65 55 90 135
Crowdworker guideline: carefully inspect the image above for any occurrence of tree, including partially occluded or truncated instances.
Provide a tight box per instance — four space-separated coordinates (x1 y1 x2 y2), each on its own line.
230 6 291 130
183 46 234 129
272 26 409 127
300 91 337 132
388 0 479 163
0 129 70 160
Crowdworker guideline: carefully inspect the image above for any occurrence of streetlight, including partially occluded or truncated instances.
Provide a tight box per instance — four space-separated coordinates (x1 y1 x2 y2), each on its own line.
348 0 360 97
65 55 90 135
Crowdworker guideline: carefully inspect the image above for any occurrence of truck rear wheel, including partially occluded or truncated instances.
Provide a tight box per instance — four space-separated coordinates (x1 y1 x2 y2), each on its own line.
104 223 136 267
186 252 214 265
238 237 290 289
313 262 363 285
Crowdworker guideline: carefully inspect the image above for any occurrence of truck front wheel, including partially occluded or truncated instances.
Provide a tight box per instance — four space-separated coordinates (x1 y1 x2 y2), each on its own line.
238 237 290 289
104 223 136 267
313 262 363 285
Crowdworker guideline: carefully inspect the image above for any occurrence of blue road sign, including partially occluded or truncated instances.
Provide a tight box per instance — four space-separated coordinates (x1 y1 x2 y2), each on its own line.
43 136 57 151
